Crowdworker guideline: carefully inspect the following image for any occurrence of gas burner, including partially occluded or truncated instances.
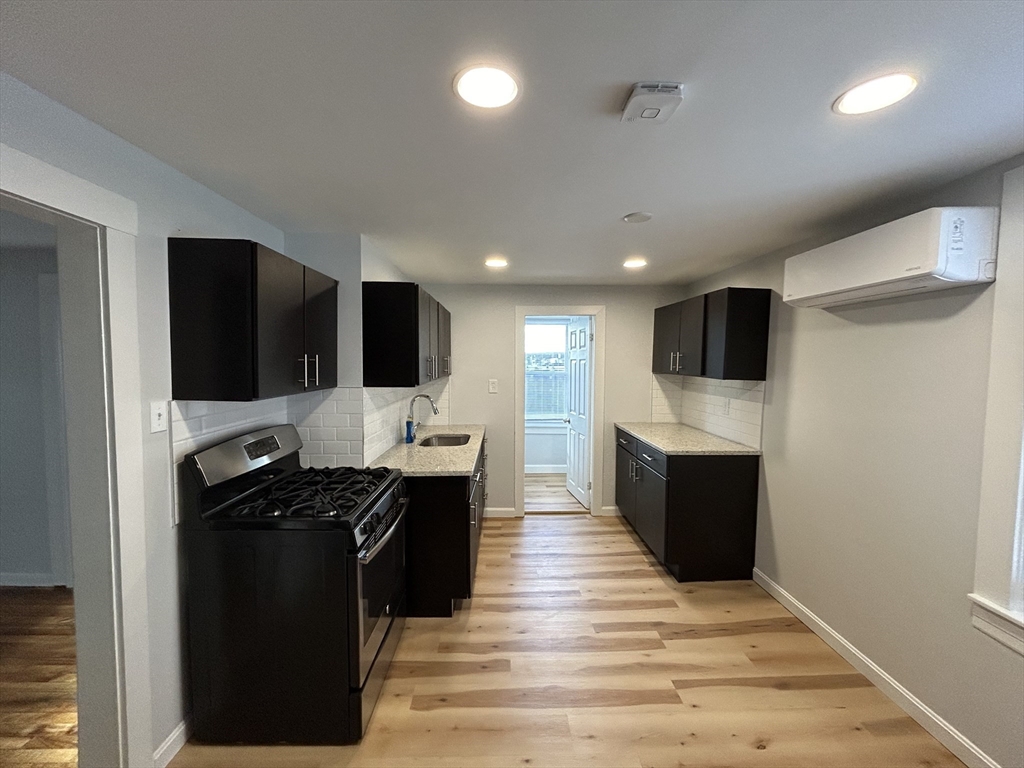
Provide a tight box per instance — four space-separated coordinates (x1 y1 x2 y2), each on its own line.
216 466 397 527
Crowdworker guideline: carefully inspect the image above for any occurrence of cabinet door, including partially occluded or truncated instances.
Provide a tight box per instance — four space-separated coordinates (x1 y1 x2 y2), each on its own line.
704 287 771 381
417 287 433 384
428 294 440 378
652 303 681 374
438 304 452 377
676 295 705 376
615 446 637 527
468 477 483 597
255 244 306 399
303 267 338 390
634 463 668 562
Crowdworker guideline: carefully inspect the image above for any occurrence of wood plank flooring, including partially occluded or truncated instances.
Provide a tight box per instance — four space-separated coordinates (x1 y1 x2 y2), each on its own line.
171 515 964 768
524 473 586 513
0 587 78 768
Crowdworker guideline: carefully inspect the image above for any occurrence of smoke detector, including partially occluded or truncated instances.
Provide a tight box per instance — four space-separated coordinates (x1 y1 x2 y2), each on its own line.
621 82 684 124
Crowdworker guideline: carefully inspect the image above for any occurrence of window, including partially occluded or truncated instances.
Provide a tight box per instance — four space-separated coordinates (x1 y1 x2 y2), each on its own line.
525 320 567 420
970 165 1024 655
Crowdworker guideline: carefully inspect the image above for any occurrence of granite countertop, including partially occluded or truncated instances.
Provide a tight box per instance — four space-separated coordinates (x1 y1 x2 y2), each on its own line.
614 422 761 456
370 424 486 477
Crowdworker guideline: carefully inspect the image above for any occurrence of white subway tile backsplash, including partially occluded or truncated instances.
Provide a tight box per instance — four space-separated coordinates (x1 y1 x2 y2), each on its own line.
651 374 763 449
362 379 450 464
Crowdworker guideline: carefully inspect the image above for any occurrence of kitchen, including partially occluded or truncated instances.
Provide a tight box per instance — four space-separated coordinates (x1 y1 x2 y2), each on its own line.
0 2 1022 768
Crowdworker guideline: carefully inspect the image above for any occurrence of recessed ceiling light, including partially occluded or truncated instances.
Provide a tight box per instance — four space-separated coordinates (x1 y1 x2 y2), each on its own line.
454 66 520 108
833 73 918 115
623 257 648 269
623 212 653 224
484 255 508 268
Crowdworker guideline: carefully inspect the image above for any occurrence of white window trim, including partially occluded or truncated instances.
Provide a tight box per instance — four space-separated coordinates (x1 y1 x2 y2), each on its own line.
971 165 1024 656
968 593 1024 655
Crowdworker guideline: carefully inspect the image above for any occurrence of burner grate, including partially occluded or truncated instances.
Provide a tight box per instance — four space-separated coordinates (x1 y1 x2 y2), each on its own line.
220 466 393 523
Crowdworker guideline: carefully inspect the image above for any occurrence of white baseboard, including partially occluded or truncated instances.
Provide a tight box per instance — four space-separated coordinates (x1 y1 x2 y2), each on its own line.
0 572 57 586
153 718 189 768
752 568 999 768
483 506 520 518
525 464 567 474
591 505 621 517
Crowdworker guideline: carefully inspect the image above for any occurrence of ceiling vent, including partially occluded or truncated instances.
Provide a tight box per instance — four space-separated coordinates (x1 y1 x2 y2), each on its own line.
621 82 684 124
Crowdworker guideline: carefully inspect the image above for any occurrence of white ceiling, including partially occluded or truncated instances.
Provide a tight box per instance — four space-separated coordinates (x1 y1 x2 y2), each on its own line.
1 0 1022 284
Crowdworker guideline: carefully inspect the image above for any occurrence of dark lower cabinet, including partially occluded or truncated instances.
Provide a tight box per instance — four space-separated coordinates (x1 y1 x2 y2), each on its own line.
168 238 338 401
616 428 759 581
615 446 636 527
634 463 668 563
404 442 486 617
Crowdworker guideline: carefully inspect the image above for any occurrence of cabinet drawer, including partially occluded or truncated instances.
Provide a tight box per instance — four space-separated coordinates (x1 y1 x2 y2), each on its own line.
615 429 637 455
635 441 668 476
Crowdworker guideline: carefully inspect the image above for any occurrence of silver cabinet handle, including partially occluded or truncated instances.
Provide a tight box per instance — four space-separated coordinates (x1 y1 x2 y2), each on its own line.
427 356 433 380
628 460 635 481
618 437 628 445
314 354 320 386
669 351 676 371
298 354 308 386
642 453 655 461
444 355 451 375
470 502 477 526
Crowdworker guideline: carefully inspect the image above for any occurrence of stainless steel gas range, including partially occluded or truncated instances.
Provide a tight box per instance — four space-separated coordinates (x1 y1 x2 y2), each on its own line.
181 424 406 744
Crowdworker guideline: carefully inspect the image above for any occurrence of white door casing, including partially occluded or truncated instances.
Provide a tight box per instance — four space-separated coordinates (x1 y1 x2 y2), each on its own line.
565 316 591 508
513 305 605 519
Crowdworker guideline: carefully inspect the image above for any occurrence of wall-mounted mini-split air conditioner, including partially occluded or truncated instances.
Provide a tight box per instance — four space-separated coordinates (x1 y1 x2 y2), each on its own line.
783 207 999 308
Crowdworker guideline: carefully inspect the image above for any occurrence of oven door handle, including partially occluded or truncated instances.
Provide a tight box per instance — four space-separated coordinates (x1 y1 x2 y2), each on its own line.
357 499 409 565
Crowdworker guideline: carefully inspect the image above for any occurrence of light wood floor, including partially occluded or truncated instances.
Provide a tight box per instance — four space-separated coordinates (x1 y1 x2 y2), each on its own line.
524 473 586 513
171 515 963 768
0 587 78 767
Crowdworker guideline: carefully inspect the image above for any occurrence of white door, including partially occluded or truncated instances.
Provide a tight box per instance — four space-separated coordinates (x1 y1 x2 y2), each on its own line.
565 316 591 508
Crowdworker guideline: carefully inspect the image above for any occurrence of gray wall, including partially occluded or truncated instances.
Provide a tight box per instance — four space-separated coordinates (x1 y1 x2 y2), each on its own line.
680 157 1024 767
0 237 57 580
423 284 681 511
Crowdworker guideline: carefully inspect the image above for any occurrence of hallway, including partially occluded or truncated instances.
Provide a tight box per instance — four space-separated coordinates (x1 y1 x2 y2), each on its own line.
523 473 586 513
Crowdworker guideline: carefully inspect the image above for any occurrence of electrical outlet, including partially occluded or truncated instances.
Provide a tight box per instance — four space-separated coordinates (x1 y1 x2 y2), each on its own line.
488 379 498 394
150 401 168 433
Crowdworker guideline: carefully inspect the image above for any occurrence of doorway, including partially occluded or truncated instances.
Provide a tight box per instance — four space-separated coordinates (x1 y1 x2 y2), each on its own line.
522 315 593 513
0 149 153 767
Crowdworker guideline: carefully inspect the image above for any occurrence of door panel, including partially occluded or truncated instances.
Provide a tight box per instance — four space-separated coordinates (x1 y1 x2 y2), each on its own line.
635 464 668 562
438 304 452 377
676 295 705 376
255 244 305 398
565 317 591 508
417 287 432 384
652 303 681 374
303 267 338 390
615 446 636 527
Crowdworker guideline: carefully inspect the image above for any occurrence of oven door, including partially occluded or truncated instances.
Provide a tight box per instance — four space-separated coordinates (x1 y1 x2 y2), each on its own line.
353 499 407 687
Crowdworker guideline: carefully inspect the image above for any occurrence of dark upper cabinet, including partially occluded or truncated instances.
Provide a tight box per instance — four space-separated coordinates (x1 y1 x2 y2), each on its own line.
652 287 770 381
652 303 681 375
438 305 452 377
703 287 771 381
168 238 339 401
303 267 339 390
677 296 705 376
363 282 452 387
652 296 705 376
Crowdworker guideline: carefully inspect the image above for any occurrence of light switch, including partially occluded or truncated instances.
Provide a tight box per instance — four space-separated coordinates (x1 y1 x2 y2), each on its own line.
488 379 498 394
150 401 168 433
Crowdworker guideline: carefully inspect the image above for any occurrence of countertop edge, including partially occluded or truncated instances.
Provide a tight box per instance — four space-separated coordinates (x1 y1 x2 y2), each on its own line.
614 422 762 456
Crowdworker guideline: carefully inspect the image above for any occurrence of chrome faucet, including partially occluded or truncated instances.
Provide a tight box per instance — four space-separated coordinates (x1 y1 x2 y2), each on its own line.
408 393 439 440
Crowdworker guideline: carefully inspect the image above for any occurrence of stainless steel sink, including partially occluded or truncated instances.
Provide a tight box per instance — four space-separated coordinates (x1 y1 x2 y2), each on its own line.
418 434 471 447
